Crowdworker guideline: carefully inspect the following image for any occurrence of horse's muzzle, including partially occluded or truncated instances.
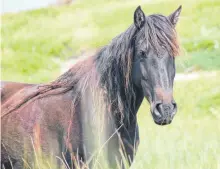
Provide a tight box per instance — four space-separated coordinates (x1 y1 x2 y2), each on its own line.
151 101 177 125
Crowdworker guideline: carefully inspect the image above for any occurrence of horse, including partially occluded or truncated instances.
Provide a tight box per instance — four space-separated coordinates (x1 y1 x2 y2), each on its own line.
1 5 182 169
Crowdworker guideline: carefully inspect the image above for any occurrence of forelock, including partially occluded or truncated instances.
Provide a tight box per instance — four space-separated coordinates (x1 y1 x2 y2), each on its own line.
136 14 180 57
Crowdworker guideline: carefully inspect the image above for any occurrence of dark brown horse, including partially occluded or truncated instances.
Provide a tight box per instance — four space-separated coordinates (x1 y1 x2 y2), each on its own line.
1 6 182 169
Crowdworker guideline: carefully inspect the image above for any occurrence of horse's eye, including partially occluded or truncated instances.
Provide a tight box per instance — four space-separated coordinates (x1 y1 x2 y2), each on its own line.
140 50 146 58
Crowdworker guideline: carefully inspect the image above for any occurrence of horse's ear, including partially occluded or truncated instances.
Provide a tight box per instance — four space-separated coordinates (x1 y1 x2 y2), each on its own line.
168 5 182 26
134 6 146 29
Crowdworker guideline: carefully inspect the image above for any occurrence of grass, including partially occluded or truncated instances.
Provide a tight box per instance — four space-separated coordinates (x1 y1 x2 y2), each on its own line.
2 0 220 82
176 49 220 72
134 73 220 169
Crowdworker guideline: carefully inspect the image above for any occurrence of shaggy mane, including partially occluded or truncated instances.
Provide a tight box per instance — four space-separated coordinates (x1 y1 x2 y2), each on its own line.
2 14 179 123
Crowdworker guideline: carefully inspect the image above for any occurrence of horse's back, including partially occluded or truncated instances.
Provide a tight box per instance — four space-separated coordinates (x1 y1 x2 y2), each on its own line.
1 81 35 104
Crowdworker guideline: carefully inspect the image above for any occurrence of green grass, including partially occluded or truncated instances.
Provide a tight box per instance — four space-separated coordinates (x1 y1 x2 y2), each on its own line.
176 49 220 72
2 0 220 82
134 73 220 169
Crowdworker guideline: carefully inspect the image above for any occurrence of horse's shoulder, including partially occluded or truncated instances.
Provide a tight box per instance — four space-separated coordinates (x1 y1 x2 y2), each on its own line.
1 81 36 104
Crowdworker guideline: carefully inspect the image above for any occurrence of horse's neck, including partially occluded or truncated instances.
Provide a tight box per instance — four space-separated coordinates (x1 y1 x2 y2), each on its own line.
118 87 144 128
130 87 144 121
134 87 144 114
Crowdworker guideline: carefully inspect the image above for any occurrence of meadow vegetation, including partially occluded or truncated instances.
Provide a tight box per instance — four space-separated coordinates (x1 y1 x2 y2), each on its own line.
135 74 220 169
2 0 220 82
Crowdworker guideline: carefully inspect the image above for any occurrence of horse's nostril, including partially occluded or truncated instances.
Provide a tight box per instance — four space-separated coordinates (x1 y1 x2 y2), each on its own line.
153 103 163 118
173 102 177 109
155 103 162 112
171 102 177 117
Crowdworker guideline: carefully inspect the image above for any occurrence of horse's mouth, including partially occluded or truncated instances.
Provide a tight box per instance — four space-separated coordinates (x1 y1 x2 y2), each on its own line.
153 119 172 125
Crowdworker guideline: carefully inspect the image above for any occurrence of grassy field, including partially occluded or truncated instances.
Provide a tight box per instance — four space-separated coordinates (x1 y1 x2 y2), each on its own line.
2 0 220 82
135 74 220 169
1 0 220 168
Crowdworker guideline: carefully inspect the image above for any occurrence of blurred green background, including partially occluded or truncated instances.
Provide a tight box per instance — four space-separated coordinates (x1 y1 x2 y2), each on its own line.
1 0 220 168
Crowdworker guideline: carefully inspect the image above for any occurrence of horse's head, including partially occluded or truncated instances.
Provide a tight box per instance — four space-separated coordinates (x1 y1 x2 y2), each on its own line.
132 6 181 125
